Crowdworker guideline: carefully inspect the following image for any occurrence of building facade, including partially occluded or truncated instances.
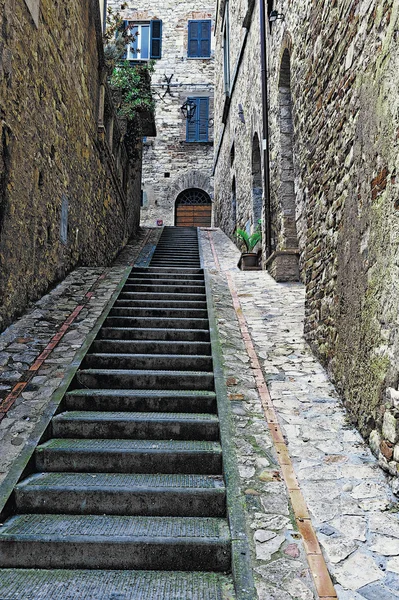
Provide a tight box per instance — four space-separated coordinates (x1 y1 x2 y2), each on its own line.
0 0 144 332
213 0 399 484
108 0 215 227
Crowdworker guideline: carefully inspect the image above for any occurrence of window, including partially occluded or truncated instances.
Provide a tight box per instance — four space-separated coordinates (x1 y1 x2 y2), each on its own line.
188 20 211 58
24 0 40 27
186 98 209 142
222 5 230 93
124 19 162 60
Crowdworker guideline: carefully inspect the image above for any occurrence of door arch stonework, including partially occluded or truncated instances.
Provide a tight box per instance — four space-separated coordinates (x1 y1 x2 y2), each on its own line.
175 188 212 227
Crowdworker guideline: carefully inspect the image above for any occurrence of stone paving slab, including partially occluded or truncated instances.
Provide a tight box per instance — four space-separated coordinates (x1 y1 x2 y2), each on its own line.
200 230 318 599
200 228 399 599
0 228 160 491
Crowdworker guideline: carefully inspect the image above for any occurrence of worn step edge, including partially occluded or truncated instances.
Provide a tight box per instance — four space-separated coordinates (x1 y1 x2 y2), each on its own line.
103 317 209 330
99 327 210 341
83 353 213 371
0 515 231 571
75 369 215 391
35 438 223 474
51 411 219 440
64 389 217 413
0 569 236 599
15 472 226 517
91 340 212 355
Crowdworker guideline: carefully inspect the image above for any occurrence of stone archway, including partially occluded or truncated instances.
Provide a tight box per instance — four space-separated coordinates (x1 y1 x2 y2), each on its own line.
168 170 213 227
278 48 298 248
266 48 299 281
175 188 212 227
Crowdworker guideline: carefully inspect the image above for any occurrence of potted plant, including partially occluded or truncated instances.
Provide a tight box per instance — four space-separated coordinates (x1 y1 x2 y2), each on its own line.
236 228 262 269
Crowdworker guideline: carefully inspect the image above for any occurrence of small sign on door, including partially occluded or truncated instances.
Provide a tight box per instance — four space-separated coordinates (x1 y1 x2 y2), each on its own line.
156 219 163 226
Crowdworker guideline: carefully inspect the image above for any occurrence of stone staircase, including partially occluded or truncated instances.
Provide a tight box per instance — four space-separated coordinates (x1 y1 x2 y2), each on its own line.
0 227 238 599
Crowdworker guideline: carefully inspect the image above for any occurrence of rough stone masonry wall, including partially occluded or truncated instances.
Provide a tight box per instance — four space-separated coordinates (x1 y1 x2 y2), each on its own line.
213 0 264 242
270 0 399 473
0 0 140 332
214 0 399 483
108 1 215 227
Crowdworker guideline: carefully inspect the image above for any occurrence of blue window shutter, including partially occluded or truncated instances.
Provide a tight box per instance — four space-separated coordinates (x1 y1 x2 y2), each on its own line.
188 21 200 57
186 98 209 142
188 20 211 57
200 21 211 57
150 20 162 59
198 98 209 141
186 98 198 142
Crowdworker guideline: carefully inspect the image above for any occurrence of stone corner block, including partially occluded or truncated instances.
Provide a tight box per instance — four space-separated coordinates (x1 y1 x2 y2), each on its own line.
382 410 399 444
369 429 381 458
266 250 300 282
386 387 399 408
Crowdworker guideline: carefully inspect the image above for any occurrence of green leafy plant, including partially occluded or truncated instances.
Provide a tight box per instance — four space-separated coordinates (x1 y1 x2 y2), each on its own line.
236 229 262 253
103 5 155 123
110 61 155 121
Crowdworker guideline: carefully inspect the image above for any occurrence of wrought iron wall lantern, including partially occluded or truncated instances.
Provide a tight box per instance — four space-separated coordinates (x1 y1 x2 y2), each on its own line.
268 10 285 22
180 99 197 122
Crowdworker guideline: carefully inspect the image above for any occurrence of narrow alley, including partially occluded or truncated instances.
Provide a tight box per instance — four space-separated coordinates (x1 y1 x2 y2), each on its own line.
1 0 399 597
0 227 398 599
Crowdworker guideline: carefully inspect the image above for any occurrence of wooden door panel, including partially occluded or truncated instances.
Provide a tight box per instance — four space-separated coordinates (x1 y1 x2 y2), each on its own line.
176 205 211 227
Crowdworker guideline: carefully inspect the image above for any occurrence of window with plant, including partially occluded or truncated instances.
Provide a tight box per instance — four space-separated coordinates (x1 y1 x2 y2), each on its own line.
103 5 155 125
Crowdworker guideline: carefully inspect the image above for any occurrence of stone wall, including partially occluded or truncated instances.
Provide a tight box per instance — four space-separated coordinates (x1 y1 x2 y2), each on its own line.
0 0 142 332
213 0 264 243
213 0 399 482
289 0 399 473
108 1 215 227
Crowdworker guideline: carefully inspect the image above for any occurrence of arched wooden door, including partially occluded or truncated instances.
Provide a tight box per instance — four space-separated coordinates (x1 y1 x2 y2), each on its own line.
175 188 212 227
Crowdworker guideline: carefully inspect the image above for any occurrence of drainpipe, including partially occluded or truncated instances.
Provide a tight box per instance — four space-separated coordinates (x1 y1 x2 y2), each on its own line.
103 0 108 33
259 0 272 258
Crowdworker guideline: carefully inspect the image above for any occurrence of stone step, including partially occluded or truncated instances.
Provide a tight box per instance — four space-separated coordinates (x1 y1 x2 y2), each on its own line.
118 292 206 302
91 339 212 355
0 514 231 571
127 277 204 286
51 411 219 440
123 284 206 294
104 316 209 330
133 266 203 274
83 353 212 372
99 327 210 342
15 472 226 517
64 389 217 414
35 439 223 474
128 272 204 281
151 250 200 254
150 258 200 263
149 259 201 264
150 254 200 260
109 307 208 318
75 369 214 391
114 298 208 309
0 569 236 600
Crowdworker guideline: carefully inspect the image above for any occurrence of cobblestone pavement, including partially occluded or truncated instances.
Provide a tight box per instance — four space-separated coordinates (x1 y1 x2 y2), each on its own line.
201 228 399 600
0 228 160 490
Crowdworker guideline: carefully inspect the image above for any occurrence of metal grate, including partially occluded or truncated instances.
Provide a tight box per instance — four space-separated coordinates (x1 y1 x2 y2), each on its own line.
176 188 211 206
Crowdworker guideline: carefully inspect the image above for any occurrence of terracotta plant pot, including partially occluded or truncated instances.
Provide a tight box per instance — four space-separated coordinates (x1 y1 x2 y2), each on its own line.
240 252 259 270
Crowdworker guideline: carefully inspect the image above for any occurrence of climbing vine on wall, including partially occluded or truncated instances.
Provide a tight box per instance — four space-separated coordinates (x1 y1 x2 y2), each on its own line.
110 61 155 122
103 6 155 125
